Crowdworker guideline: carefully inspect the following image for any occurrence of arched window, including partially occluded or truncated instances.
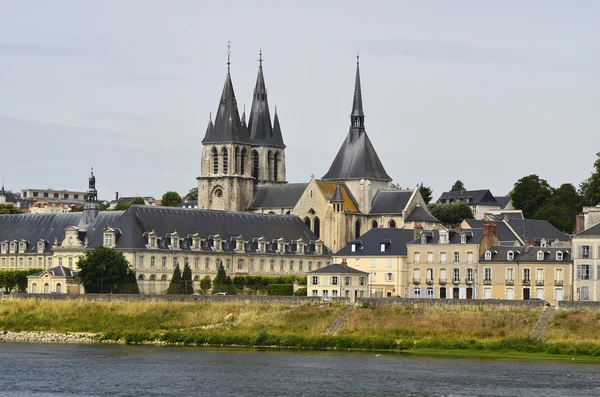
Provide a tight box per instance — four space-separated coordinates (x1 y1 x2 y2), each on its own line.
389 220 396 228
240 148 247 175
137 274 145 281
537 251 544 261
507 251 514 261
372 220 378 229
252 150 260 179
31 283 37 294
355 220 361 239
274 152 280 181
149 274 156 281
267 150 274 180
304 217 311 228
56 283 62 293
212 147 218 174
313 217 320 238
161 274 168 281
222 147 229 174
484 251 492 260
43 283 49 294
234 146 240 174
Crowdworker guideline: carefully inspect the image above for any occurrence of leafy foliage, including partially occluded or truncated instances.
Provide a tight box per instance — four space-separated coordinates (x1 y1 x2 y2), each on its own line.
0 204 22 214
166 264 183 294
510 174 553 219
450 180 465 192
267 284 294 296
77 247 139 294
199 275 212 293
70 205 84 212
231 276 306 294
185 187 198 201
211 263 235 294
580 158 600 206
161 191 183 207
181 263 194 294
533 184 581 232
0 269 43 292
293 287 307 296
418 183 433 205
428 202 474 226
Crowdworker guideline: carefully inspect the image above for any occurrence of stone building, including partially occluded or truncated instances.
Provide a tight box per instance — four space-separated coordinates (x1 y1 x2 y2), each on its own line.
197 51 440 253
306 261 369 302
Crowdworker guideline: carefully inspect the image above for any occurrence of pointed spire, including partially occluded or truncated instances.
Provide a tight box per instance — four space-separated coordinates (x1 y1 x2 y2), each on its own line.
331 184 344 203
0 181 5 196
227 41 231 74
241 105 247 130
272 106 284 146
351 54 365 126
248 49 276 146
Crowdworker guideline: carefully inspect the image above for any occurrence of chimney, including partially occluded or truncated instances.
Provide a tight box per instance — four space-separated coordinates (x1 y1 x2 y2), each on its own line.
503 213 509 221
341 258 348 268
414 223 423 240
115 192 119 201
576 214 585 234
455 225 462 233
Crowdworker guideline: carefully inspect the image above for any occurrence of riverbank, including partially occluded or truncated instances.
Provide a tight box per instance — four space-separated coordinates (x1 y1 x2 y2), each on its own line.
2 298 600 361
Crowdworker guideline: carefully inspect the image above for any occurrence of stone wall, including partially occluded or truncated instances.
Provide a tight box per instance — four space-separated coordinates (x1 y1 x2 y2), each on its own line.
557 300 600 311
357 297 546 308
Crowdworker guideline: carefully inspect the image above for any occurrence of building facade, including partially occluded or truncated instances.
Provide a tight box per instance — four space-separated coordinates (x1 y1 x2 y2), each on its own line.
307 262 369 301
572 222 600 301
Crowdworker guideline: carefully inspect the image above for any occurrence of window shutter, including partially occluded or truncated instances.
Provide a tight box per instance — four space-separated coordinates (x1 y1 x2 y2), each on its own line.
577 264 582 280
591 247 594 259
579 246 583 258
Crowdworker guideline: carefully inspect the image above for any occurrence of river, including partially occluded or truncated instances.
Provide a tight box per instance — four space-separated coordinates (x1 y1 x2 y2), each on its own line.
0 344 599 396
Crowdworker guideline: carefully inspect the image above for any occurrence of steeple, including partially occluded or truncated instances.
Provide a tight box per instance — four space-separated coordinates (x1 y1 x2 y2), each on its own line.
0 182 5 196
85 167 97 203
351 54 365 128
241 105 247 129
272 106 284 147
202 44 249 144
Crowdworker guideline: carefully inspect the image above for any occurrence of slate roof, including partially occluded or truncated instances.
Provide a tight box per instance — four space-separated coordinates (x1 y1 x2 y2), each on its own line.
405 204 439 222
29 265 79 278
575 222 600 237
484 212 524 221
437 190 500 206
248 183 308 210
336 228 417 256
407 228 484 246
369 190 413 214
495 196 512 209
0 189 20 204
316 181 359 213
247 61 285 148
506 219 569 243
307 263 368 275
480 246 571 263
462 219 518 244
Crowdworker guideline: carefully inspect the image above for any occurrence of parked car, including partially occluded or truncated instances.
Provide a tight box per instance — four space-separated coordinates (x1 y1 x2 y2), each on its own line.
215 292 228 296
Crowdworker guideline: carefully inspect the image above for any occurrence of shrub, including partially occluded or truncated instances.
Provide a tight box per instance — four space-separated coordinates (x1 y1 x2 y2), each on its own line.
293 287 307 296
268 284 294 296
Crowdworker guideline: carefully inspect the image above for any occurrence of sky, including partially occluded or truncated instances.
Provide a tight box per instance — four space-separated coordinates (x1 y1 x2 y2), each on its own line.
1 0 599 201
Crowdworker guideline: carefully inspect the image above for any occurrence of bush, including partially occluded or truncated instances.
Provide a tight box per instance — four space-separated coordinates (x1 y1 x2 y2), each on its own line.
293 287 307 296
268 284 294 296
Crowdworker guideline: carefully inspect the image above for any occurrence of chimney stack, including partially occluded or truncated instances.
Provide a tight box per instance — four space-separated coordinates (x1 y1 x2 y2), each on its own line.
414 223 423 240
576 214 585 234
341 258 348 268
115 192 119 201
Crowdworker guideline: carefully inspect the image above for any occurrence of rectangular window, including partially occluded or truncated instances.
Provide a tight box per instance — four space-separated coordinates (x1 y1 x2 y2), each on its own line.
413 287 421 298
440 252 447 264
355 258 360 267
312 290 318 297
536 269 544 284
299 261 303 271
173 257 178 268
578 264 591 280
58 257 63 266
104 234 113 247
226 259 230 270
351 244 356 253
280 260 284 271
380 243 386 252
523 268 531 282
426 288 434 299
386 272 393 282
453 252 460 263
312 276 318 285
332 290 338 297
205 258 210 270
332 276 338 286
269 260 274 271
581 246 591 258
453 268 460 282
250 259 255 270
555 268 563 282
466 268 473 283
467 252 473 264
484 268 491 282
194 257 200 269
414 252 420 264
413 268 420 283
507 268 514 282
138 256 144 268
260 260 265 271
238 259 244 270
344 276 351 286
371 272 376 282
427 252 433 263
387 258 393 268
370 259 376 268
359 277 366 286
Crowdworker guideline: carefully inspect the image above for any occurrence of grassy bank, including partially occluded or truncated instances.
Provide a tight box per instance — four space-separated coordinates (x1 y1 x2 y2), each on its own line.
2 299 600 360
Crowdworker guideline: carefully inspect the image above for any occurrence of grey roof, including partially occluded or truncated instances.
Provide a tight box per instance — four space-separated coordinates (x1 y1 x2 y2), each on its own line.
437 190 500 206
506 218 569 243
462 219 518 244
247 61 284 148
271 109 284 148
29 265 79 278
351 59 364 118
405 204 439 222
407 228 484 246
202 69 250 144
369 190 413 214
576 222 600 237
331 184 344 203
248 183 308 209
480 245 571 263
495 196 512 209
0 189 20 204
307 263 368 275
484 212 524 221
336 228 417 256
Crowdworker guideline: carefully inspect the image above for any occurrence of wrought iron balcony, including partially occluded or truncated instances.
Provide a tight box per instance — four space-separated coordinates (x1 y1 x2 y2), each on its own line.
523 278 531 285
554 280 564 286
466 278 475 285
506 279 514 285
452 278 460 285
536 280 544 286
426 278 434 285
439 278 447 285
413 278 420 285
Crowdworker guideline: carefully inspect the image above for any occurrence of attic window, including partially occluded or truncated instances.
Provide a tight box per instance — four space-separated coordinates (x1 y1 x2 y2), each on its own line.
541 239 547 248
172 235 179 249
420 235 426 244
556 251 563 261
19 242 26 252
484 251 492 260
315 241 323 255
150 237 157 248
38 241 45 253
104 233 113 247
507 251 514 261
460 235 466 244
439 232 447 244
537 251 544 261
10 242 16 253
351 244 356 252
380 243 386 252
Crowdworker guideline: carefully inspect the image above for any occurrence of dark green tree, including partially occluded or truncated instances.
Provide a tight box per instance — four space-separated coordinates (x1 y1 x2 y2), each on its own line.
166 264 183 294
181 263 194 294
77 247 139 293
0 204 22 214
428 202 474 226
450 180 465 192
200 275 212 294
113 197 145 211
510 174 553 219
212 263 229 294
581 157 600 206
162 191 183 207
225 275 236 295
533 183 581 233
70 205 84 212
418 182 433 204
100 202 110 211
185 187 198 201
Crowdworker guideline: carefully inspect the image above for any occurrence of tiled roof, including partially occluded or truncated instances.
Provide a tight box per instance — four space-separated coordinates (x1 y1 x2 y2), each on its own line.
405 205 439 222
369 190 413 215
437 190 500 206
308 263 369 275
336 228 417 256
316 181 359 213
506 219 570 243
248 183 308 209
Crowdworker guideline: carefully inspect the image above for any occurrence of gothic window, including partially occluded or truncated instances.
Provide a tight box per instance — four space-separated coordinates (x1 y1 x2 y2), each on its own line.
252 150 260 179
212 147 218 174
234 146 239 174
273 152 281 181
372 220 378 229
240 148 247 175
222 147 229 174
313 217 320 238
355 220 361 239
304 217 311 229
268 150 274 180
389 220 396 228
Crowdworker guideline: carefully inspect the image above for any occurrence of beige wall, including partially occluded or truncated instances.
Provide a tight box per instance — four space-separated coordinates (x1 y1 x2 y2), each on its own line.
307 271 368 301
27 272 80 294
334 255 407 297
573 236 600 301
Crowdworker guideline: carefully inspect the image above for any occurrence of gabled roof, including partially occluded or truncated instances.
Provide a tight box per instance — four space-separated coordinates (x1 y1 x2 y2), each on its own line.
315 181 359 213
336 228 417 256
248 183 308 209
495 196 512 209
506 218 569 243
29 265 79 278
405 204 439 222
575 222 600 237
462 219 518 244
437 190 500 206
369 190 412 215
307 263 368 275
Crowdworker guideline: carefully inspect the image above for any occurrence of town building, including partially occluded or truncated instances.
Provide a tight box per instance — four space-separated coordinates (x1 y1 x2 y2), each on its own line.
21 188 87 203
461 217 570 247
436 189 502 220
27 265 83 294
572 220 600 301
306 261 369 301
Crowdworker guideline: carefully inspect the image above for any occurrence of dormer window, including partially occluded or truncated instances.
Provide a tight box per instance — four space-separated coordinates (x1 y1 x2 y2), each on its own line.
439 232 448 244
9 241 16 253
507 251 514 261
277 239 286 253
171 233 179 249
315 240 323 255
556 251 563 261
213 235 222 252
104 233 114 248
537 251 544 261
236 238 245 252
351 243 357 252
421 235 427 244
1 242 7 254
258 238 266 253
540 238 547 248
297 240 305 255
193 236 201 249
380 243 386 252
37 241 45 253
150 237 157 248
484 251 492 260
460 234 466 244
19 241 26 252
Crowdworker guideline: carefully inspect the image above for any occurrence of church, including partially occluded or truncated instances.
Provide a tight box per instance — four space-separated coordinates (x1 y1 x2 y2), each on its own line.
197 52 440 252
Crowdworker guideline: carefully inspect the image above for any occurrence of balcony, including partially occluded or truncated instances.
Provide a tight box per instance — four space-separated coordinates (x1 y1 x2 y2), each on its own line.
483 279 491 285
506 279 514 285
426 278 434 285
466 278 474 285
413 278 421 285
554 280 564 286
452 278 460 285
523 279 531 286
536 280 544 286
439 278 447 285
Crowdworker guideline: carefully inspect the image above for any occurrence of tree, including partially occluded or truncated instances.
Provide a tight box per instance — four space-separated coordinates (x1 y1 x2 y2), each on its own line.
428 202 474 226
77 247 139 294
200 275 212 294
212 263 229 294
418 183 433 205
0 204 22 214
113 197 145 211
581 157 600 206
166 264 183 294
185 187 198 201
131 196 146 205
533 183 581 233
181 263 194 294
70 205 84 212
450 180 465 192
162 191 183 207
511 174 553 219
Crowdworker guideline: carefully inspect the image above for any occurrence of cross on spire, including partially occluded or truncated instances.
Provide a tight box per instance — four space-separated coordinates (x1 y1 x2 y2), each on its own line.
227 41 231 73
356 52 360 64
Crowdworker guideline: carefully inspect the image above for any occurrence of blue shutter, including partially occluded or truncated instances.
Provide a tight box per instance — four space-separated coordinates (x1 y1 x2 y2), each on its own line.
409 288 414 298
421 287 426 299
432 288 437 299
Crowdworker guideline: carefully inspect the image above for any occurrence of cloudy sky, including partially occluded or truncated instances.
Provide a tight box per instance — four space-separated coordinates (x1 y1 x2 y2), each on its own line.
1 1 599 201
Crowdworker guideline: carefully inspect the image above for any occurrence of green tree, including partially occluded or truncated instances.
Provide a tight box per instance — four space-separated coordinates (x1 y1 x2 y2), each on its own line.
77 247 139 294
113 197 145 211
418 182 433 204
166 264 183 294
200 275 212 294
212 263 229 294
70 205 84 212
533 183 581 233
161 191 183 207
450 180 465 192
185 187 198 201
511 174 553 219
581 157 600 206
0 204 22 214
225 275 236 295
428 202 474 226
181 263 194 294
100 202 110 211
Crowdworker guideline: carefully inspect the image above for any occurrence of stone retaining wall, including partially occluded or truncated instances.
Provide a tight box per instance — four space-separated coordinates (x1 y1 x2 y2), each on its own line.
557 301 600 311
357 297 546 308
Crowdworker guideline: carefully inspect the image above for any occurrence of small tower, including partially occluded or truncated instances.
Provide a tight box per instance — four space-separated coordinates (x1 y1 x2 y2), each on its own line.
329 184 347 253
81 168 100 230
0 182 6 205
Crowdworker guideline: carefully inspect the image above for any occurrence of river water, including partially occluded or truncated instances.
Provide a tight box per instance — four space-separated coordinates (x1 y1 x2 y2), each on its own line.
0 344 599 396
